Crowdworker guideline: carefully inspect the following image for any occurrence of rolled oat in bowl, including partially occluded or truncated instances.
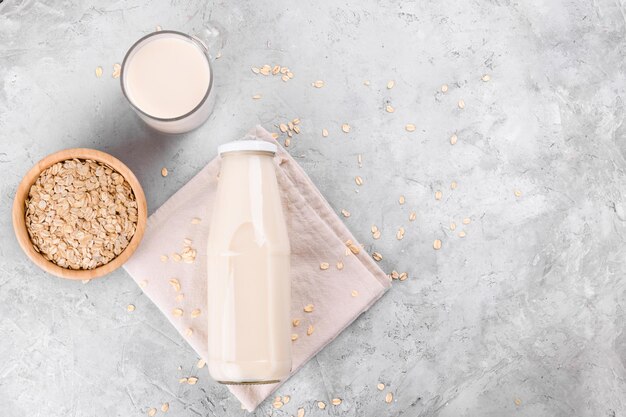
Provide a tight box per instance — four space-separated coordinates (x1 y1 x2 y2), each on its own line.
25 159 138 270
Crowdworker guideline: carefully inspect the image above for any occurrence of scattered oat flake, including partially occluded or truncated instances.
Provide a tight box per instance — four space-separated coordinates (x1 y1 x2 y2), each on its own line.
385 105 395 113
283 396 290 404
399 195 405 205
160 255 168 262
191 309 201 318
272 400 283 409
391 270 399 279
95 66 103 78
336 260 344 270
307 324 314 335
372 252 383 261
197 359 206 368
332 398 342 405
363 80 371 86
451 181 457 190
312 80 325 88
405 124 416 132
155 25 162 31
463 217 471 225
140 280 148 288
252 94 262 100
433 239 442 250
450 222 457 231
304 304 314 313
82 279 90 284
284 138 291 147
161 403 169 412
355 176 363 186
318 401 326 409
409 212 416 221
322 128 329 137
169 279 181 292
292 318 301 327
187 377 198 385
385 392 393 403
351 290 359 297
172 253 182 262
358 154 362 167
514 189 522 197
271 132 279 139
435 191 442 200
185 328 193 336
373 230 381 239
387 80 395 89
458 99 465 109
320 262 329 270
148 408 157 416
377 383 385 391
342 123 351 133
251 67 260 74
161 167 168 177
172 308 183 317
482 74 491 82
179 377 188 384
341 209 351 218
127 304 135 312
346 240 360 254
112 63 121 78
291 333 298 341
396 227 405 240
279 123 288 133
399 272 408 281
450 134 458 145
459 231 467 238
441 84 448 93
191 217 201 224
514 398 522 406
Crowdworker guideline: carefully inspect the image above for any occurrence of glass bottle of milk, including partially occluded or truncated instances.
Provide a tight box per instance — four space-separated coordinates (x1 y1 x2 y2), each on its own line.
207 140 291 384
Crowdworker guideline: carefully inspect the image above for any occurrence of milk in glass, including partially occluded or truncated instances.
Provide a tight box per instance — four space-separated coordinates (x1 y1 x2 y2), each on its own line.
121 31 214 134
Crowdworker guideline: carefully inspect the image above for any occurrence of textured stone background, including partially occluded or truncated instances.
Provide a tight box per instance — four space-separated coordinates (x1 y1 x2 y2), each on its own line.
1 0 625 416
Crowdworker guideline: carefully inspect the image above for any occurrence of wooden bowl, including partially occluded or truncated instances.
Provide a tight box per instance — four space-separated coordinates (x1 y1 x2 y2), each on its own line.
12 148 147 280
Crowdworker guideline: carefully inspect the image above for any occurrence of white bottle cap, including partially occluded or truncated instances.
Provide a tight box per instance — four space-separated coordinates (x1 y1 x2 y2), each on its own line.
218 140 277 156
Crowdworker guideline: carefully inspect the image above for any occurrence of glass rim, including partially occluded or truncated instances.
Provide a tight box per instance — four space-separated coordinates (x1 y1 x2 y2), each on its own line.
120 30 214 122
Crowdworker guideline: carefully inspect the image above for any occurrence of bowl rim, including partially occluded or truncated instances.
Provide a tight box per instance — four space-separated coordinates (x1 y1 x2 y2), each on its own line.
12 148 148 280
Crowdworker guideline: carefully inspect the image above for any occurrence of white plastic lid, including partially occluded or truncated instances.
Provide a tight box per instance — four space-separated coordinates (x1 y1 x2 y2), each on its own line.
218 140 277 156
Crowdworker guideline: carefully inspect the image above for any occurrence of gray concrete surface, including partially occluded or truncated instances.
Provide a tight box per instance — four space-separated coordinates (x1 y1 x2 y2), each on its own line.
1 0 626 416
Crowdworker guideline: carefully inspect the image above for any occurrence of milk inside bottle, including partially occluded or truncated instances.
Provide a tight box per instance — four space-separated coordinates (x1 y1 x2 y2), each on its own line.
206 140 291 384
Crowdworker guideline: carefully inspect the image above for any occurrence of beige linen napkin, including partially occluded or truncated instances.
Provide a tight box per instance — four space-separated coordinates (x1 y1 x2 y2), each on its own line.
124 126 391 411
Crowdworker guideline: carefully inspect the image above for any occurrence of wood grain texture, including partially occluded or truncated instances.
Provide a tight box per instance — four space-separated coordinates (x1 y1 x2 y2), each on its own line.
12 148 147 280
